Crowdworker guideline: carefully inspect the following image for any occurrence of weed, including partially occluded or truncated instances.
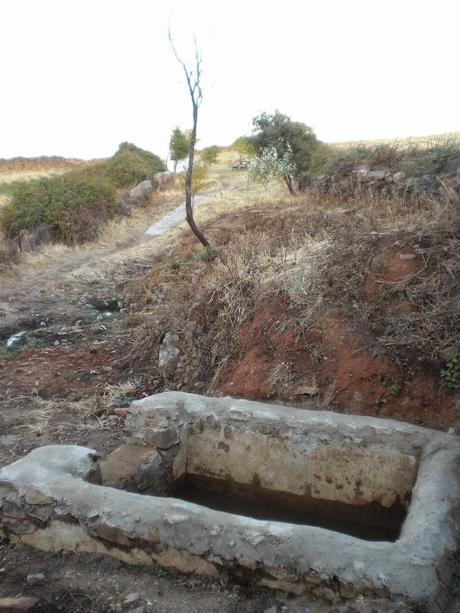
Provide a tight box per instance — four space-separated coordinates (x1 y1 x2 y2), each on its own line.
374 395 387 410
112 393 136 408
197 245 219 262
440 358 460 390
0 337 45 360
152 564 167 578
391 384 401 397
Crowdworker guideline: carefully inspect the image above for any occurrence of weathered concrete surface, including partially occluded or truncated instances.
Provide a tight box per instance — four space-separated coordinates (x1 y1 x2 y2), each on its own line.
145 195 205 237
1 392 459 611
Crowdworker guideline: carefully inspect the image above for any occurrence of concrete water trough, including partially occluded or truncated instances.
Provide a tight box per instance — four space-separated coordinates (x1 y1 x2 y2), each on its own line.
1 392 459 610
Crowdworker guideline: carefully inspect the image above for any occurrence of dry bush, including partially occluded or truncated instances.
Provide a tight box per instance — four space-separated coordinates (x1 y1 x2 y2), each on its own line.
73 380 139 418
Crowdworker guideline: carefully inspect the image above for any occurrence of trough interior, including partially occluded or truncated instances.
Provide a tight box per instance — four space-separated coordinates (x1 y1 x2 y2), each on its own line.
171 474 407 541
102 413 419 543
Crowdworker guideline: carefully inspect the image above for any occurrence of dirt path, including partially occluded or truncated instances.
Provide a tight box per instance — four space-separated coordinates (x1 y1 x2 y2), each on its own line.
145 195 206 236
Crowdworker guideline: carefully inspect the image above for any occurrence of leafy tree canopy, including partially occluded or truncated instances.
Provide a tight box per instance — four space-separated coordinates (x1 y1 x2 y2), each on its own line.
251 111 318 193
232 136 256 160
169 127 190 165
200 145 221 165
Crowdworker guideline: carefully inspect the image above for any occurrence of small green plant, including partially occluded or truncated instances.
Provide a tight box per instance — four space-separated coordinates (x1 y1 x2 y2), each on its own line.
152 564 167 578
0 337 45 360
25 338 45 350
391 384 401 397
374 395 387 410
197 245 219 262
113 393 136 408
441 358 460 390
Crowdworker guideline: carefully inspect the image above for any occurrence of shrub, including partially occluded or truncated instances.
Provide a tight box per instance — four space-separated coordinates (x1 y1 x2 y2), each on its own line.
200 145 221 165
309 138 460 178
251 111 318 194
0 142 166 245
104 142 165 187
1 171 117 243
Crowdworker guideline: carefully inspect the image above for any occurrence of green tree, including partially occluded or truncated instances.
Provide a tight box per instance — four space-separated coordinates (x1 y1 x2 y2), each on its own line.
249 146 295 189
232 136 256 161
251 111 318 195
200 145 220 165
183 161 213 201
169 127 190 173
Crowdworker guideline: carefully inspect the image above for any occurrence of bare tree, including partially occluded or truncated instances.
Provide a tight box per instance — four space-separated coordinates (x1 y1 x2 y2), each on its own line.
169 29 210 248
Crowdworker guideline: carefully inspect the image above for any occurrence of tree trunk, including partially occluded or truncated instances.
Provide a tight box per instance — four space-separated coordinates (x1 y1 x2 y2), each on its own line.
185 102 210 247
284 174 296 196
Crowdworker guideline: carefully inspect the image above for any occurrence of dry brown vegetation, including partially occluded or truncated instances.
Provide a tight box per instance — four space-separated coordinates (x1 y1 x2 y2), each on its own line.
123 178 460 429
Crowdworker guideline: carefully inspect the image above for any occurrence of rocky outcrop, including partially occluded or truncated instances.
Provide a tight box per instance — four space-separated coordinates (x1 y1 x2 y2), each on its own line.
158 332 181 376
127 180 154 205
299 163 460 201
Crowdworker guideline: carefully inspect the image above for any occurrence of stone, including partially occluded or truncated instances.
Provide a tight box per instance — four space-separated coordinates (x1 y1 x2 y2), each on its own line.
158 332 180 375
114 407 129 417
339 581 357 599
293 385 319 396
123 592 141 607
440 346 458 362
392 171 406 184
26 572 45 584
263 607 277 613
99 444 161 490
0 501 26 519
0 596 38 612
24 488 53 505
318 587 336 602
1 519 36 534
142 426 179 449
367 170 387 181
128 180 153 204
6 331 27 349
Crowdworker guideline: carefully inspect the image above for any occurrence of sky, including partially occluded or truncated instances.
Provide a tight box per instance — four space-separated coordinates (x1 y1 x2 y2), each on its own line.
1 0 459 160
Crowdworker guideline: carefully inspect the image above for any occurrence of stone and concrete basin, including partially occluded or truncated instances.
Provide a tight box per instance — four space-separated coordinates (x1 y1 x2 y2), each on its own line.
1 392 459 611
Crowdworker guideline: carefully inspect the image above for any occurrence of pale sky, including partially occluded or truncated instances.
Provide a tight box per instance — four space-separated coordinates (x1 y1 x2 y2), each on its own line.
1 0 459 160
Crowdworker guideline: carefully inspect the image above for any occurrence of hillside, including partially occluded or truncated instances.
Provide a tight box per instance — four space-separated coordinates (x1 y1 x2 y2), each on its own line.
1 148 460 610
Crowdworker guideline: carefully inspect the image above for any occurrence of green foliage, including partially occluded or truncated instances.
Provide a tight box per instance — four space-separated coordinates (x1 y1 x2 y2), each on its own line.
310 138 460 178
152 564 167 578
169 127 190 168
112 393 136 408
184 162 214 199
250 147 295 187
0 142 165 244
200 145 221 165
196 244 219 262
0 337 45 360
251 111 318 187
441 358 460 390
232 136 256 160
104 142 165 187
1 171 117 242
